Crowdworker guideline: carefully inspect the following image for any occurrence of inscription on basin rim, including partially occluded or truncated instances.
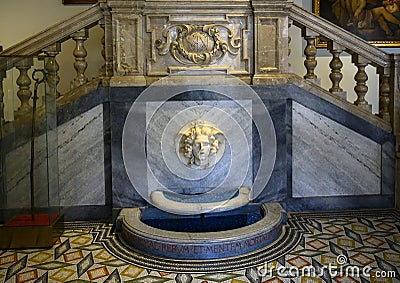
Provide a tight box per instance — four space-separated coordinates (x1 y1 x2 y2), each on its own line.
135 228 280 256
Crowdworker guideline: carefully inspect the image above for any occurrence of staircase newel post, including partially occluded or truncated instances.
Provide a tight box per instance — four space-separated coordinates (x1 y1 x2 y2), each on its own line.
378 66 391 123
0 46 5 210
288 19 293 72
252 0 292 85
15 57 34 116
43 43 61 98
99 0 113 81
107 0 146 86
352 54 372 112
99 18 106 78
327 41 346 99
0 45 5 124
71 28 89 89
390 54 400 209
0 67 6 125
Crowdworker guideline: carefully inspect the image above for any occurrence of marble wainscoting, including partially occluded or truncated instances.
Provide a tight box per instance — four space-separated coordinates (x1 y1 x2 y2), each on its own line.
292 101 381 198
252 99 288 203
5 133 54 209
58 104 105 206
4 104 106 209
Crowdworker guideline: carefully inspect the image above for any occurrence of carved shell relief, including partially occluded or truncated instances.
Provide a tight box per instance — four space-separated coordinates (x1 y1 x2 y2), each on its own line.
156 24 241 65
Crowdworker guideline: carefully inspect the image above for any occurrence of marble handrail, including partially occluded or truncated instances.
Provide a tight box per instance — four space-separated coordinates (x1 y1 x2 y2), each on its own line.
150 187 251 215
0 4 106 123
0 5 103 59
288 3 399 128
288 4 390 68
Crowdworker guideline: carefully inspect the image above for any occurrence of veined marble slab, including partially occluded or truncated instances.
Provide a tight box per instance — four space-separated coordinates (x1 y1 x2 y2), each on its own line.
292 101 381 198
5 133 53 209
146 100 253 195
4 105 105 209
58 104 105 206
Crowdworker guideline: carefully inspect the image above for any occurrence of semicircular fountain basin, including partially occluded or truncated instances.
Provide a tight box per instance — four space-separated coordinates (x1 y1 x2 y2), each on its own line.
117 202 285 260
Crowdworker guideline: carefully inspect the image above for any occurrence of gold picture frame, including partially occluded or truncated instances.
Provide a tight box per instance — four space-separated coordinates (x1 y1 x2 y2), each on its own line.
313 0 400 48
63 0 97 4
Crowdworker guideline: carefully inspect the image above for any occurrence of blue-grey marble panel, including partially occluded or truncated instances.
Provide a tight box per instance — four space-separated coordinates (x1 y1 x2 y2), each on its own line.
382 141 395 195
4 105 106 209
145 100 253 195
111 101 147 208
292 101 381 197
5 133 51 209
253 99 288 203
58 104 105 206
286 195 395 211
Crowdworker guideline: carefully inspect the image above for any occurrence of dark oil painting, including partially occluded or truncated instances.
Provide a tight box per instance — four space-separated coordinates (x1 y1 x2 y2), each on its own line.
313 0 400 47
63 0 97 4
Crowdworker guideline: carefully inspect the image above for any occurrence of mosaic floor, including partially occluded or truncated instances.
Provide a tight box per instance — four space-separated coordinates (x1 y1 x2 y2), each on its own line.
0 209 399 283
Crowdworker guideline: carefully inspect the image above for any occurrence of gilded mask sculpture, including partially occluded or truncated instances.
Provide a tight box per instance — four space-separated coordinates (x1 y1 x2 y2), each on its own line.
177 120 226 170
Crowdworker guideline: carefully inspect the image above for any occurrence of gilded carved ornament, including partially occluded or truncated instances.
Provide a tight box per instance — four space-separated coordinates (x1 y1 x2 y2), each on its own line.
156 24 241 65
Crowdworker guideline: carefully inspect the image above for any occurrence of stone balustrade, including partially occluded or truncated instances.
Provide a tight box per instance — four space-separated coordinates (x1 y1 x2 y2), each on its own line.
0 0 398 164
0 3 105 123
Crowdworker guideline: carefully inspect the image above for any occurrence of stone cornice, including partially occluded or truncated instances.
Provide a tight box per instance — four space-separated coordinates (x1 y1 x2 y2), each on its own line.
108 0 252 12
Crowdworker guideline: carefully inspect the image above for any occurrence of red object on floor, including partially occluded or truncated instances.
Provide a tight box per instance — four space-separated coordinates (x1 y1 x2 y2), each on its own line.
6 214 60 227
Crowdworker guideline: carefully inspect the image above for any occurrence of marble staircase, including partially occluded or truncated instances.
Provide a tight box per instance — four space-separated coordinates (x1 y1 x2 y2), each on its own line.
0 0 399 221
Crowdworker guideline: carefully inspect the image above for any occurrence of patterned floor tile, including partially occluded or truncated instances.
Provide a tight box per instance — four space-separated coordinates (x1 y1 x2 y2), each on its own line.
16 269 38 283
300 276 322 283
196 273 241 282
376 223 396 232
333 275 360 283
382 252 400 264
63 250 84 262
0 253 17 266
287 256 311 269
365 237 386 247
32 260 74 271
263 277 285 283
337 238 356 249
71 235 92 246
30 252 53 264
306 239 328 250
49 267 76 282
87 266 110 281
350 253 375 266
0 209 399 282
120 265 144 279
351 224 370 233
324 225 344 234
125 275 172 283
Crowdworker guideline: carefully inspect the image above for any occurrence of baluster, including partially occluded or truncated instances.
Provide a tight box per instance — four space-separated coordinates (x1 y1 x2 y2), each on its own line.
352 55 372 112
0 68 5 124
389 54 400 209
100 1 113 79
378 67 391 122
99 18 106 77
288 19 293 71
0 48 5 207
15 58 33 115
71 28 88 88
43 43 61 98
327 41 346 99
302 28 319 83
